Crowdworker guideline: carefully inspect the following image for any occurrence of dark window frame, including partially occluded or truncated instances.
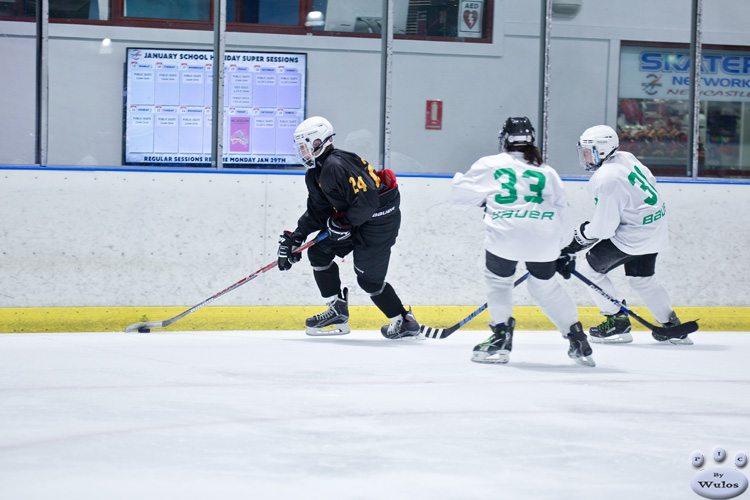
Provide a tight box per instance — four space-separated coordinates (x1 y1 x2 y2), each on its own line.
0 0 494 43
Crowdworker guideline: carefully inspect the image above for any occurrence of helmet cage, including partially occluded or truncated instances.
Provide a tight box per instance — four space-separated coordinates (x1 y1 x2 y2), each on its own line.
293 117 334 169
294 136 331 169
577 142 602 171
577 125 619 171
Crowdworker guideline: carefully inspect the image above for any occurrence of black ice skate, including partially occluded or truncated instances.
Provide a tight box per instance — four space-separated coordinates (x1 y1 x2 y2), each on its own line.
652 311 694 345
381 308 422 339
471 318 515 364
305 288 351 336
589 304 632 344
567 322 596 367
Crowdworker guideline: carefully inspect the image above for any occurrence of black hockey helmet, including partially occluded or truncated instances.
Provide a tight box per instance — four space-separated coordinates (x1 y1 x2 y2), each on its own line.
499 116 535 152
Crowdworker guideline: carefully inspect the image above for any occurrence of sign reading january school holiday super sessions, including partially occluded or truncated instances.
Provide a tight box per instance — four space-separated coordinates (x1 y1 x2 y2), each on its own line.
124 48 307 166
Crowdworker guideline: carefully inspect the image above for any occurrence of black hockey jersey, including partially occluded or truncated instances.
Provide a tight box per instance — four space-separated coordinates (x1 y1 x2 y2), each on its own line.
295 149 399 237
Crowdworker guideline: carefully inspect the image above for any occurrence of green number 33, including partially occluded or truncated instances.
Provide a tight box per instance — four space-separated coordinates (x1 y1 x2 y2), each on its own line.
493 168 546 204
628 165 658 206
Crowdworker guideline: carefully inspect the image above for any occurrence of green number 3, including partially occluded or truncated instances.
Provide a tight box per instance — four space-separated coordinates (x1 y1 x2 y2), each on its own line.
493 168 546 204
628 165 658 206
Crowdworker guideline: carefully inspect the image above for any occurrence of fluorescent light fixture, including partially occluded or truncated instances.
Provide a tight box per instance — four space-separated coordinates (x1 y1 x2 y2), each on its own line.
305 11 325 27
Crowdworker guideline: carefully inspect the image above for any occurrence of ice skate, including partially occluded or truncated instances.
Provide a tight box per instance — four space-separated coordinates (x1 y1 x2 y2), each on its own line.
472 318 515 364
589 304 632 344
567 322 596 367
305 288 351 336
381 308 422 339
652 312 694 345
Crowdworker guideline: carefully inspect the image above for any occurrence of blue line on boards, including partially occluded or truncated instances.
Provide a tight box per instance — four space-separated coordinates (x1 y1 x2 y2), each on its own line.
0 165 749 185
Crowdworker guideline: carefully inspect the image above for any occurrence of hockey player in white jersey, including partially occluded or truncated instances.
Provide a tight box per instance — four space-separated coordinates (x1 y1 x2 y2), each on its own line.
557 124 694 345
452 117 595 367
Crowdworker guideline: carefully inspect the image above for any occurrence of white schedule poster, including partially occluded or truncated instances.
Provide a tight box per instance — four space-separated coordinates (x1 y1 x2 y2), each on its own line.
124 48 306 167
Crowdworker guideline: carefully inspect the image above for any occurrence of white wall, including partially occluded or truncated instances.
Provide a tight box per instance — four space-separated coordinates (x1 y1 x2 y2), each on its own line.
2 0 750 176
1 169 748 309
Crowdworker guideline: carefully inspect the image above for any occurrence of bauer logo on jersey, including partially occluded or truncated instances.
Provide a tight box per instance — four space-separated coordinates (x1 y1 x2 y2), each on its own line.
643 203 666 225
491 209 554 220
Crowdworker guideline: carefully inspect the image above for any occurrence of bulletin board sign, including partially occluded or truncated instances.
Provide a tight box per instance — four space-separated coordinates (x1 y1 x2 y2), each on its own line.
124 48 307 167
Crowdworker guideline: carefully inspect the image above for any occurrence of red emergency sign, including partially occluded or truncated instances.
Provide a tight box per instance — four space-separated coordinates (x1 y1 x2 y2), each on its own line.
425 100 442 130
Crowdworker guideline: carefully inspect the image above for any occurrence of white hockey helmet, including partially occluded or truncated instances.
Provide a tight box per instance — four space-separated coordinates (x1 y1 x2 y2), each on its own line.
577 125 619 171
293 116 335 169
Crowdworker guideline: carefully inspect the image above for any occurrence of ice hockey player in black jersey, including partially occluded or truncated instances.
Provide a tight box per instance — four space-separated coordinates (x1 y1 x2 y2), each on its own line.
276 116 421 339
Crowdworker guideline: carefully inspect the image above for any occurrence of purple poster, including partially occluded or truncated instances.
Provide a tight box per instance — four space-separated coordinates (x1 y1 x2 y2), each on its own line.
229 117 251 153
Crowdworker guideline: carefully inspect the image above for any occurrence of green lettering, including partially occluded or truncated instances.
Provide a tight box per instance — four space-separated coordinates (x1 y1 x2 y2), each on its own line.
529 211 540 219
541 212 554 220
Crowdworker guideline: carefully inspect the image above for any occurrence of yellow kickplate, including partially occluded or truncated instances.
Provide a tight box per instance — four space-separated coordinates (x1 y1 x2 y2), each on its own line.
0 306 747 333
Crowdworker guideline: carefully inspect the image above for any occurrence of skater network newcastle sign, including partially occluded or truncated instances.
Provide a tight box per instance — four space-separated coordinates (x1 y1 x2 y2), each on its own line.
619 45 750 102
124 48 307 167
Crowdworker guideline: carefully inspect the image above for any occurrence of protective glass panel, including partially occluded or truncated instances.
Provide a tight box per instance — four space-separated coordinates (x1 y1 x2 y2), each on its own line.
46 35 124 166
123 0 210 21
0 14 36 163
556 2 693 178
2 0 109 19
617 44 692 176
701 3 750 179
310 0 488 39
226 0 300 25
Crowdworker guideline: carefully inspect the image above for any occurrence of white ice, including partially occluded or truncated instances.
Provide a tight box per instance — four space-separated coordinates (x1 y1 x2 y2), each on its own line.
1 330 749 500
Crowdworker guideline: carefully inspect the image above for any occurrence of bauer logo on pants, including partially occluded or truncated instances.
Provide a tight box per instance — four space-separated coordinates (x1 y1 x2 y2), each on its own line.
690 447 748 499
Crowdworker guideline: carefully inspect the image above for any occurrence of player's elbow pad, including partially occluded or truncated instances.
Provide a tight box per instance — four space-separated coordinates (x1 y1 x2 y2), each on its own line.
562 222 598 254
574 222 598 248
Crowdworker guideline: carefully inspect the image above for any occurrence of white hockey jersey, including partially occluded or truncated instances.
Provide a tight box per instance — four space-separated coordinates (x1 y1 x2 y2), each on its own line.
451 151 570 262
585 151 669 255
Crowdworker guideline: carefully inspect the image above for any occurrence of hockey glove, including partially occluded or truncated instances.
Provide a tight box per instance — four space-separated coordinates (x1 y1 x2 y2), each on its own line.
556 253 575 280
277 230 305 271
326 214 352 242
561 221 599 254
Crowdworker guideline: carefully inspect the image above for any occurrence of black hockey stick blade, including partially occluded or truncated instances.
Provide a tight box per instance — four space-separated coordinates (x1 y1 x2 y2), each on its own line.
124 232 328 333
421 272 530 339
651 319 699 337
571 270 699 337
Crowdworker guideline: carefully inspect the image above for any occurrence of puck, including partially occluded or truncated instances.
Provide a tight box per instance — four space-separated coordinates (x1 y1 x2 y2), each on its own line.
137 327 151 333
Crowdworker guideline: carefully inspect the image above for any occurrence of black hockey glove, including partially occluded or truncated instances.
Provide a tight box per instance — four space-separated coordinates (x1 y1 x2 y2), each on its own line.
560 221 599 254
556 253 575 280
277 230 305 271
326 214 352 242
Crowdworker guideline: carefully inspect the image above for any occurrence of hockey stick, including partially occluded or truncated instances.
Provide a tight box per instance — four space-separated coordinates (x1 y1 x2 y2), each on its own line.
124 232 328 333
421 272 530 339
571 270 698 337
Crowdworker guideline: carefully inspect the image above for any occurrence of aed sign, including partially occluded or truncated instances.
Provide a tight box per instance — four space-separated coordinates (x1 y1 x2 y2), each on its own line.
458 0 483 38
425 100 443 130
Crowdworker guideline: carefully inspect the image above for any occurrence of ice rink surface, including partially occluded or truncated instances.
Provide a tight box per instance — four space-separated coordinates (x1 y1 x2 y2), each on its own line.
1 329 749 500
